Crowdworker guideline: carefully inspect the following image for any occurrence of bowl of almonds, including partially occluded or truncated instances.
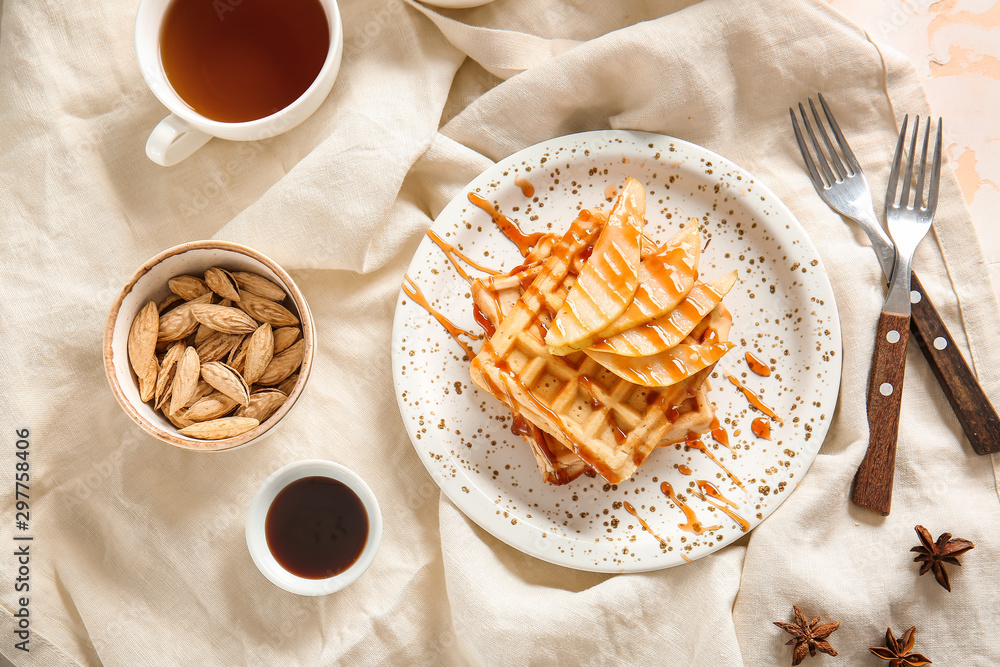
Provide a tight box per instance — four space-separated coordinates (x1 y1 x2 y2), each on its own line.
103 241 314 451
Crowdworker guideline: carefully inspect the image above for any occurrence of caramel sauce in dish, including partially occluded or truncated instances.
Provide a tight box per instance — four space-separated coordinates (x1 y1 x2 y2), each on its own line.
727 375 783 423
744 352 771 377
660 482 720 535
265 477 369 579
467 193 545 257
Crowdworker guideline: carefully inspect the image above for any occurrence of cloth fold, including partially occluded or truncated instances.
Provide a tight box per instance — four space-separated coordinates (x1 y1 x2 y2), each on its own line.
1 0 997 665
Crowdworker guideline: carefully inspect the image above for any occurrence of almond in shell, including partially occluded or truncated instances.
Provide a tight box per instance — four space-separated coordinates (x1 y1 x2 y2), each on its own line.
272 327 300 355
183 393 239 422
158 293 212 342
200 361 251 406
243 323 273 385
168 275 211 301
196 332 244 363
204 267 241 302
154 342 186 411
185 380 215 408
191 304 259 335
231 272 287 302
128 301 159 382
235 389 286 423
169 347 202 415
158 294 183 314
178 417 258 440
237 289 299 327
256 339 304 386
139 356 159 403
277 373 299 396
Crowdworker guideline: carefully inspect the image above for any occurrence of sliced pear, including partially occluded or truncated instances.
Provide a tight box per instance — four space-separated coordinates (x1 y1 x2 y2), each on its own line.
584 338 734 388
587 270 738 357
548 220 700 355
545 178 644 352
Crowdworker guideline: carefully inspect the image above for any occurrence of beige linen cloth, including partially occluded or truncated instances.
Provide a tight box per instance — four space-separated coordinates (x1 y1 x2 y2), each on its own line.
1 0 998 664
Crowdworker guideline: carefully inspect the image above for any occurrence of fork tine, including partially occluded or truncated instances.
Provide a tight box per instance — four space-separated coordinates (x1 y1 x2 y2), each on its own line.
885 114 909 212
799 103 836 186
818 93 861 175
790 107 827 188
927 118 943 214
914 117 931 210
899 116 920 208
809 98 845 181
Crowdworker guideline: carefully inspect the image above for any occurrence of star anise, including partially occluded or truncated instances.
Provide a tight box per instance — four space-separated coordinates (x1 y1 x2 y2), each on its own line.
910 525 974 592
773 605 839 665
869 626 932 666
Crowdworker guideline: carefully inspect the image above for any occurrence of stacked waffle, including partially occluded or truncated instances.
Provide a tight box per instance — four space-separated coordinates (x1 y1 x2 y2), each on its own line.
469 178 737 484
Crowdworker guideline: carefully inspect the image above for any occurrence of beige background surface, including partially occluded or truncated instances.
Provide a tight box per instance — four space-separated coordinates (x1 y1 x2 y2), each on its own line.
0 0 998 665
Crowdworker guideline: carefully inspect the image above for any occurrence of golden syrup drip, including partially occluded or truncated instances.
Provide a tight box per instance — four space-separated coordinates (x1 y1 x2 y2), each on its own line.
727 375 783 423
677 464 692 475
473 304 496 338
733 429 742 437
514 175 534 198
745 352 771 377
402 275 477 358
511 414 532 436
623 501 667 548
684 433 745 493
691 489 750 533
467 192 544 257
426 229 502 284
751 417 771 440
660 482 720 535
709 416 731 449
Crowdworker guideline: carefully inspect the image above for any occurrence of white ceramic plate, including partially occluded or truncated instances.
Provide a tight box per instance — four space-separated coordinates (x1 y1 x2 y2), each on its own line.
391 131 841 572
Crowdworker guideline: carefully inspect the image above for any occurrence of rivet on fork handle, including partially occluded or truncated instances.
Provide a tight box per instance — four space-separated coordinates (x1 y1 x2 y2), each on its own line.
852 312 910 515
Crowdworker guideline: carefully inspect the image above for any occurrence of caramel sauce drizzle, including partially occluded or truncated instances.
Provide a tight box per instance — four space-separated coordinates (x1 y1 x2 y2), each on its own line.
468 192 545 257
660 482 720 535
426 229 501 284
692 481 749 532
684 432 745 493
709 416 731 449
680 553 693 563
473 305 496 338
402 275 478 358
623 501 667 548
514 175 534 198
727 375 783 423
751 417 771 440
744 352 771 377
677 464 692 475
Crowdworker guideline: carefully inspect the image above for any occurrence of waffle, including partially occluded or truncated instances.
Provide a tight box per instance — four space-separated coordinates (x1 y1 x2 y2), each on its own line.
470 210 729 484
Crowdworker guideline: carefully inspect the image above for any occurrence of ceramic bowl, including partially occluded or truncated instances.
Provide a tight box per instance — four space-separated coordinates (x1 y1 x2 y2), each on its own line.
246 460 382 595
103 240 314 451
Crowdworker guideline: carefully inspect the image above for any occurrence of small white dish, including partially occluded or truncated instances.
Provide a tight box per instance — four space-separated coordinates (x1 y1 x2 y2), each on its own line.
246 460 382 595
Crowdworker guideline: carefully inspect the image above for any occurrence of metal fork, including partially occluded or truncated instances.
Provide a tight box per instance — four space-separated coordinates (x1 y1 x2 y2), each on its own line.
850 116 940 515
790 95 896 278
791 96 1000 458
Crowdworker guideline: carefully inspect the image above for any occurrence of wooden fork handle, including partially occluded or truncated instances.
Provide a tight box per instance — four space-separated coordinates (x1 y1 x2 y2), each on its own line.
909 273 1000 455
852 312 910 516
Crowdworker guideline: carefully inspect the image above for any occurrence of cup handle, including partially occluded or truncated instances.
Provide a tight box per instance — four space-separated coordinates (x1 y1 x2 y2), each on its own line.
145 114 212 166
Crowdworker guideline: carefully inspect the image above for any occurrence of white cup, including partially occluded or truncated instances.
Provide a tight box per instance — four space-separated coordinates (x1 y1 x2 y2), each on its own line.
246 460 382 596
135 0 344 167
